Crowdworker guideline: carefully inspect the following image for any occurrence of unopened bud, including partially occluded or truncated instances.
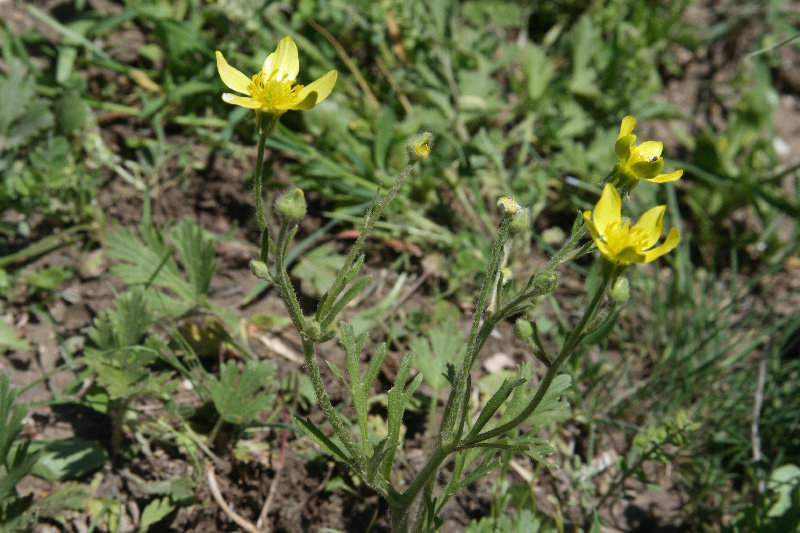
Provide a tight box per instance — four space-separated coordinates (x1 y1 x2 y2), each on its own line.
304 319 322 340
509 208 529 235
275 188 306 223
501 267 512 285
406 132 433 162
250 260 269 280
610 277 629 305
532 271 558 295
513 319 533 341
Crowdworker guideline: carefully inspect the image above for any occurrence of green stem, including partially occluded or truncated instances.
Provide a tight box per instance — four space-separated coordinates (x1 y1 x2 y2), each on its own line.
253 128 270 232
463 265 615 446
438 216 513 446
0 224 89 268
317 163 415 322
208 415 225 446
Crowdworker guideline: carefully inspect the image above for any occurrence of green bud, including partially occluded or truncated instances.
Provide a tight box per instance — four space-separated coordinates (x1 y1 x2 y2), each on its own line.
609 277 630 305
250 259 270 280
509 208 529 235
501 267 513 285
406 132 433 162
275 188 307 223
513 319 533 341
532 271 558 295
304 319 322 340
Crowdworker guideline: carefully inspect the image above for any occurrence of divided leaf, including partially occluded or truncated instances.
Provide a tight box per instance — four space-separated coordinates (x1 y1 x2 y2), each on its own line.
206 359 277 425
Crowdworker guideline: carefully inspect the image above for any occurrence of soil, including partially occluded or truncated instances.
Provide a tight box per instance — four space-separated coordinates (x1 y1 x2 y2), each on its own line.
3 1 800 532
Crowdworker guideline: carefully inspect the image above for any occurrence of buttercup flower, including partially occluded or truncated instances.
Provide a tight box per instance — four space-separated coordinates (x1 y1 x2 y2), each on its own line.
584 184 680 266
609 116 683 195
497 197 520 216
215 36 337 134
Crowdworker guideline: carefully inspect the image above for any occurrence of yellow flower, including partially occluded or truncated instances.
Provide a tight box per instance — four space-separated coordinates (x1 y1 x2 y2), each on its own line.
497 197 520 216
610 116 683 195
584 184 680 266
215 36 337 133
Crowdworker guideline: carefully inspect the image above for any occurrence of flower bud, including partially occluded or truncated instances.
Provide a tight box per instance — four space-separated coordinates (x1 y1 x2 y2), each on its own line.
513 319 533 341
250 259 270 280
609 277 630 305
304 319 322 340
509 208 529 235
501 267 512 285
406 132 433 162
275 188 306 223
497 196 520 216
532 271 557 295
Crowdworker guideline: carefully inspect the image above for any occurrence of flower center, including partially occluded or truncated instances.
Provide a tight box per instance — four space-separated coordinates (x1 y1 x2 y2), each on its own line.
600 221 650 254
248 71 299 109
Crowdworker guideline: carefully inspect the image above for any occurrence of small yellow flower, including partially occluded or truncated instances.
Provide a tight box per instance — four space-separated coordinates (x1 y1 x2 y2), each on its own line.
215 36 337 133
584 184 680 266
610 116 683 195
497 197 520 216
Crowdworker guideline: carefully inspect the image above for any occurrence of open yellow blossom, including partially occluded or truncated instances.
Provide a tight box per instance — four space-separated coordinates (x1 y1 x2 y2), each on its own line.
610 116 683 195
215 36 337 134
584 184 680 266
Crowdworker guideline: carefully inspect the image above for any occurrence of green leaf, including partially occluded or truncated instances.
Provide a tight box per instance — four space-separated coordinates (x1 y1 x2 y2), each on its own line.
320 275 371 328
25 267 66 291
207 359 277 425
412 317 466 392
467 378 526 439
382 353 423 478
9 439 107 481
0 320 30 353
294 416 352 466
139 497 175 532
0 59 34 135
373 107 395 170
169 217 218 298
292 244 346 298
137 477 194 505
349 273 408 336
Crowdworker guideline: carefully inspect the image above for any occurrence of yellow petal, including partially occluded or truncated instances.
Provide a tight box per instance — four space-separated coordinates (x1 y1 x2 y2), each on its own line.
635 205 666 249
615 135 635 164
216 51 252 95
295 70 338 109
646 169 683 183
615 246 646 265
593 184 621 237
221 93 262 109
597 240 621 260
263 36 299 83
583 211 600 241
643 227 680 262
632 141 663 163
619 116 636 139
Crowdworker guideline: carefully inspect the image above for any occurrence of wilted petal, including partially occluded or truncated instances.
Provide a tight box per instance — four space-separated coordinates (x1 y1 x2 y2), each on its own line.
216 51 251 94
